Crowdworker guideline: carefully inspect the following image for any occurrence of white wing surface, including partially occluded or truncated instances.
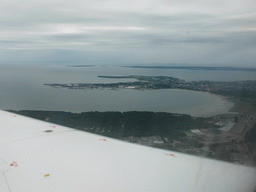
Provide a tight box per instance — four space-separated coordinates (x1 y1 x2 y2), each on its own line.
0 110 256 192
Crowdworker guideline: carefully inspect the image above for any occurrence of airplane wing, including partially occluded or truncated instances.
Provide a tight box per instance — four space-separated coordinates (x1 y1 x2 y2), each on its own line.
1 110 256 192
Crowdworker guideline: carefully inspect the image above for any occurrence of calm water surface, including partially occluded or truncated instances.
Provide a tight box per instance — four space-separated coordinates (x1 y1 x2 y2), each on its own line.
1 64 255 116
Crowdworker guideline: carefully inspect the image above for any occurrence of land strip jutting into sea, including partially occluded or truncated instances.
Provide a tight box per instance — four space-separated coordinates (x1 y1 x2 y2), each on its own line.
44 75 256 99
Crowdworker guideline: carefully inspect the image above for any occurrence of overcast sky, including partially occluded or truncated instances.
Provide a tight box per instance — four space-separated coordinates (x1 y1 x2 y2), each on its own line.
0 0 255 66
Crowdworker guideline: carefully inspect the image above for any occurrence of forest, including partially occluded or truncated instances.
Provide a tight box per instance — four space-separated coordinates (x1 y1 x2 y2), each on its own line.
9 110 217 140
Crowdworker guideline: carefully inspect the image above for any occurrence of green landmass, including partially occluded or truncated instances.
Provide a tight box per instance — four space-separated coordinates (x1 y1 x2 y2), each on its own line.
8 110 216 140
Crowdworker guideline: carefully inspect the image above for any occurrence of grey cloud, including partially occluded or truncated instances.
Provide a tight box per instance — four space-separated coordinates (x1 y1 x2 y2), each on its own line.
0 0 255 66
48 34 89 41
145 35 226 45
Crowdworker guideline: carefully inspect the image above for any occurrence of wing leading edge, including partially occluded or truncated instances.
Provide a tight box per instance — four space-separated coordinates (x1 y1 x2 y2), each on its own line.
0 110 256 192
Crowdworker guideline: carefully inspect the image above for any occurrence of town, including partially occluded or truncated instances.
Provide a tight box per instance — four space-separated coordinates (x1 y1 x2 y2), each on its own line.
44 75 256 98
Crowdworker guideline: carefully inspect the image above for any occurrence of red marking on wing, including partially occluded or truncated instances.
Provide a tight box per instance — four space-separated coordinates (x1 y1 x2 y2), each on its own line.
49 126 56 128
12 115 16 117
99 139 107 142
10 161 18 167
165 154 175 157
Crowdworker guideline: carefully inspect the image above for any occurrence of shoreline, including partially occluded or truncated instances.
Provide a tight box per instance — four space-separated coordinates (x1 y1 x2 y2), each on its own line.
206 92 229 101
202 92 256 115
169 89 235 117
203 92 238 116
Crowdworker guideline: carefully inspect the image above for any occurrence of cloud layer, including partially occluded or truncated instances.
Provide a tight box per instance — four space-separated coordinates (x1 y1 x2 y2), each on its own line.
0 0 255 66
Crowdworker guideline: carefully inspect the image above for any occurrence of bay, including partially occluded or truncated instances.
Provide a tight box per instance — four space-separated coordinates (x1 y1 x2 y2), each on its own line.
1 64 255 117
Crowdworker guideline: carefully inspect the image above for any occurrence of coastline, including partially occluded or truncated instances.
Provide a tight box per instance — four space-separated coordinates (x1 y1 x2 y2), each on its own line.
202 91 256 115
203 91 237 115
170 89 235 117
206 92 229 101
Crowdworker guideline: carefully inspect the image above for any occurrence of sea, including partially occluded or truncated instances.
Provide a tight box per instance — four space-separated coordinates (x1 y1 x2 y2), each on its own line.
1 64 256 117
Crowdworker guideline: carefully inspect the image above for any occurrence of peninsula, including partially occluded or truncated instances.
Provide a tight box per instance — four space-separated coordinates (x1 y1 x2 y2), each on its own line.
44 75 256 99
